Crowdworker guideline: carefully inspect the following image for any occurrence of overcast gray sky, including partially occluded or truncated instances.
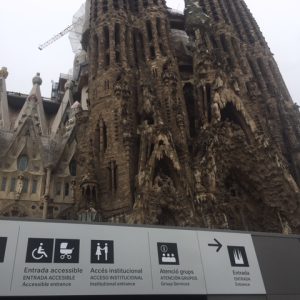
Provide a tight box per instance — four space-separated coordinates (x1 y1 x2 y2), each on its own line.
0 0 299 104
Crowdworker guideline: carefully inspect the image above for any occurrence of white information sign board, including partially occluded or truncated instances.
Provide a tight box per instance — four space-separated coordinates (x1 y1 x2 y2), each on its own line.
0 219 266 297
197 231 266 294
148 228 206 294
0 222 19 295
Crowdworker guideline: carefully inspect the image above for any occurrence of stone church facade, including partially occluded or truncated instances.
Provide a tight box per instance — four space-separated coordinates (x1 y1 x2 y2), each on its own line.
1 0 300 233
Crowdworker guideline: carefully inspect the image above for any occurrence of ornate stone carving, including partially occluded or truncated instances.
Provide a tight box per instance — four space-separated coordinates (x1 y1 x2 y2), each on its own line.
0 67 8 79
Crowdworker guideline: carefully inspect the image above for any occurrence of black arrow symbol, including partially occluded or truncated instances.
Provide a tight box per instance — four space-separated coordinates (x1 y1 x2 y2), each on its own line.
208 238 223 252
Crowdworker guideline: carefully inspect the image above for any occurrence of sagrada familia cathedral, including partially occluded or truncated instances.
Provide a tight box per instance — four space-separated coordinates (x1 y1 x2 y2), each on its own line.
1 0 300 233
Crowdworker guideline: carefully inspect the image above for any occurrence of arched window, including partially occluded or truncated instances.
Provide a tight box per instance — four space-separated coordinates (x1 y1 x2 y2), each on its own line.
123 0 127 10
104 80 110 90
23 178 29 193
143 0 148 8
113 0 119 10
183 83 197 137
64 183 70 197
56 182 61 196
10 177 16 192
69 160 77 177
1 177 7 192
32 179 38 194
93 34 99 75
107 160 118 192
115 23 121 64
17 155 29 171
103 26 110 67
103 0 108 13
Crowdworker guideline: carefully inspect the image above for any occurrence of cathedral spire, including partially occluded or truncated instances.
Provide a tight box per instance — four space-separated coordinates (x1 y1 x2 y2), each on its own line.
0 67 10 130
51 80 74 135
13 73 48 136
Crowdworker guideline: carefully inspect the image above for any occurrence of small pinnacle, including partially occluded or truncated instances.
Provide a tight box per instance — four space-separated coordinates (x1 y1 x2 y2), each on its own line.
32 72 42 86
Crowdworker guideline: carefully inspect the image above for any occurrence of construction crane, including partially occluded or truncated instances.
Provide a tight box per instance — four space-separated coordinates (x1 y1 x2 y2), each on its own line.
38 23 75 50
38 4 85 52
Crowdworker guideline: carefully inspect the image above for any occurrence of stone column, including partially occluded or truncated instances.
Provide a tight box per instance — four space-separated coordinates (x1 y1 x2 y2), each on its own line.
43 167 52 219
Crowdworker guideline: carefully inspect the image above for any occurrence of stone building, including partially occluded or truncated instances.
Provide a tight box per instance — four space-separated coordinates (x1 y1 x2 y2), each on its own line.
0 69 80 220
1 0 300 233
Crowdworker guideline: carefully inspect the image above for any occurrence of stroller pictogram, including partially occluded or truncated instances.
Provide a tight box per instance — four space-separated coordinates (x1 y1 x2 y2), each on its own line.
54 239 79 263
59 243 74 260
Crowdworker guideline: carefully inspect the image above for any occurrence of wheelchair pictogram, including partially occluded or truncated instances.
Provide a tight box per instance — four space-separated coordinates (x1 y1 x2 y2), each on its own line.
31 243 48 260
26 238 53 263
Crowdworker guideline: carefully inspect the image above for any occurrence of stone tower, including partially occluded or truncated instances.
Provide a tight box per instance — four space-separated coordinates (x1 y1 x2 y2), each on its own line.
74 0 300 232
182 0 300 232
186 0 300 177
79 0 195 224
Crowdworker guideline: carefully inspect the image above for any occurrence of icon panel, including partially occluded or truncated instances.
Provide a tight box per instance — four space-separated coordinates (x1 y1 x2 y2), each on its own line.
54 239 80 263
0 237 7 263
26 238 54 263
227 246 249 267
91 240 114 264
157 242 179 265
